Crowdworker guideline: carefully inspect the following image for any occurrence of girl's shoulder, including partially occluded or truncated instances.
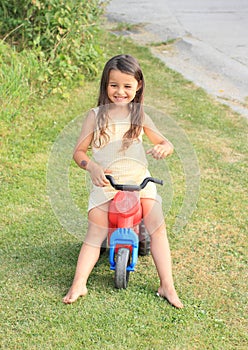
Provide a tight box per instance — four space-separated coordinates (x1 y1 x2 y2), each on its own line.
91 107 99 116
82 108 97 132
143 112 155 128
88 108 98 120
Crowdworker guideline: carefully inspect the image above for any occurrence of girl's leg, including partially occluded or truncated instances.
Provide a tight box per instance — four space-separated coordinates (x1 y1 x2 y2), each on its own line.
63 202 109 304
141 198 183 308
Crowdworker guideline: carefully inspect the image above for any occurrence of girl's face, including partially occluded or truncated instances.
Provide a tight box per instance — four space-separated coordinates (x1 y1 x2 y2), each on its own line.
107 69 142 105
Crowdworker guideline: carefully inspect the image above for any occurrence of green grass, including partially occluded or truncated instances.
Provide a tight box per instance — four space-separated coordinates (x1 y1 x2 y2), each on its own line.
1 28 248 349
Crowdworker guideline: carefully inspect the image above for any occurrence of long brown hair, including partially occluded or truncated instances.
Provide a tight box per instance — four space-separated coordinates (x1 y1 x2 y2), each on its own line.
94 54 145 149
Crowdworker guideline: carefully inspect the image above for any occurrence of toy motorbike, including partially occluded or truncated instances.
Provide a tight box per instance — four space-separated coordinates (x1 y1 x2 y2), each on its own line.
105 175 163 289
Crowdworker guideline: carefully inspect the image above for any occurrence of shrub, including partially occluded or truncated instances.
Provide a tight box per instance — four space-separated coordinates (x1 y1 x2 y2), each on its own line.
0 0 105 87
0 41 45 120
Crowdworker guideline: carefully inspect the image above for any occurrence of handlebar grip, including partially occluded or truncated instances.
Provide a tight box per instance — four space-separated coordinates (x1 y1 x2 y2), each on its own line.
152 178 164 186
139 177 163 189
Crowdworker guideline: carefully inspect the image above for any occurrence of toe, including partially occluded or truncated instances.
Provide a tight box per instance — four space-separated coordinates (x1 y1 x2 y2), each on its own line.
156 290 184 309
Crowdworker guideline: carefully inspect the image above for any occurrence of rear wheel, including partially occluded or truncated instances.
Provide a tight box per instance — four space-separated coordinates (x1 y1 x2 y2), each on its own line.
114 248 130 289
100 238 107 256
138 220 151 256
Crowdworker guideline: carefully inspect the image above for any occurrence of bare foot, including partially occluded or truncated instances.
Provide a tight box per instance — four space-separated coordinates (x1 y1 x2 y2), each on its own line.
157 286 184 309
63 282 88 304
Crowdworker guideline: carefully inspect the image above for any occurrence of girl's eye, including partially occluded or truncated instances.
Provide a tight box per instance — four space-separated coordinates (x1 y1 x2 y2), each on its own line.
109 84 132 89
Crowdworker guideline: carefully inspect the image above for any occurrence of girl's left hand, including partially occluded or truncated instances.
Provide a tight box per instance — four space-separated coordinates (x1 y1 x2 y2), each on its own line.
146 143 172 159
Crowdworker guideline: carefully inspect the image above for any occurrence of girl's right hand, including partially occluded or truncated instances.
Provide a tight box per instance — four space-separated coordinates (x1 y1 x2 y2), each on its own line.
87 161 110 187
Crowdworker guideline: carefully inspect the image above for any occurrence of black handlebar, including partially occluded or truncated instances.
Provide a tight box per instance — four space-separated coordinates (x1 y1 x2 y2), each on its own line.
105 175 163 192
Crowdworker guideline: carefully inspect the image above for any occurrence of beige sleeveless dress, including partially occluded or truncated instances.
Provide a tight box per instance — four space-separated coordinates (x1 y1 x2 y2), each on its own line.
88 109 158 211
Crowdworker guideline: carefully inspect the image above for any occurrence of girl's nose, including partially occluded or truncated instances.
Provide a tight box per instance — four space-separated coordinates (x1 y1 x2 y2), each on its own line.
117 86 124 95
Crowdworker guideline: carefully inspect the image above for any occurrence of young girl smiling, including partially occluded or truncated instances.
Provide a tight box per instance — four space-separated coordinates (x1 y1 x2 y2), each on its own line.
63 54 183 308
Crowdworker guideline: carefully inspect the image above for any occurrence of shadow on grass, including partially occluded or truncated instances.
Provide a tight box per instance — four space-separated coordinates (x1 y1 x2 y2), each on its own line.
5 241 115 297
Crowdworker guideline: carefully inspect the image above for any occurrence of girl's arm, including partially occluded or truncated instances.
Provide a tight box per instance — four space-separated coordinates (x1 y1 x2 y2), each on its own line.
143 114 174 159
73 110 94 168
73 110 109 186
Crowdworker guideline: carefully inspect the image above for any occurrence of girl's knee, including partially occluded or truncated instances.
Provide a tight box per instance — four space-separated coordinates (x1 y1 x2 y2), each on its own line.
141 198 165 234
149 224 167 240
85 221 108 247
85 203 110 247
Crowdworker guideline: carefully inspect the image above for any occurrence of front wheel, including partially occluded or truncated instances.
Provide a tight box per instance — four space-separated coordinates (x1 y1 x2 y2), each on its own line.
114 248 130 289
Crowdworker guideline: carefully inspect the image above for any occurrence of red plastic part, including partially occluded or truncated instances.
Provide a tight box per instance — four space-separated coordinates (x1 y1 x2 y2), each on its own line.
108 191 143 256
108 191 142 229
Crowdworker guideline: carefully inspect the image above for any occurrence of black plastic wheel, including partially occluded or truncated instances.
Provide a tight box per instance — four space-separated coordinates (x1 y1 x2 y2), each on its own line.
100 238 107 256
138 219 151 256
114 248 130 289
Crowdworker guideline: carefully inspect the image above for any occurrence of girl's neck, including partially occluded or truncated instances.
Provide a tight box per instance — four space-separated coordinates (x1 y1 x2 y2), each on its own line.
108 103 130 120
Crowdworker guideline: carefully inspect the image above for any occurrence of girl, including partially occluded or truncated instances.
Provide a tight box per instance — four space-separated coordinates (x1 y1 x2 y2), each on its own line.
63 54 183 308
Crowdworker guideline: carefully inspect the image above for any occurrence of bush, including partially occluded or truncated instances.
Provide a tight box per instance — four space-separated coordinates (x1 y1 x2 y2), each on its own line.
0 0 105 87
0 41 45 120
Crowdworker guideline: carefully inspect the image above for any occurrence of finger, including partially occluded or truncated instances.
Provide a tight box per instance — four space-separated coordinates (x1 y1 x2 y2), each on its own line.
103 176 110 185
152 150 160 158
146 148 153 154
104 169 112 174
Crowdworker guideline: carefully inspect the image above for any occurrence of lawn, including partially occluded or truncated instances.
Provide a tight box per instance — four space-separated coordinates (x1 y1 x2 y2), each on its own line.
1 27 247 349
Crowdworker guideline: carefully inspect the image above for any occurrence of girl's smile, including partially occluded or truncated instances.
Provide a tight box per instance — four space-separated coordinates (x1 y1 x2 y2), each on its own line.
107 69 142 105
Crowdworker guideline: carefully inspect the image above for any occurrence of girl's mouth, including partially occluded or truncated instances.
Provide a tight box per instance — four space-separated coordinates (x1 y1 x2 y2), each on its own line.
114 96 127 102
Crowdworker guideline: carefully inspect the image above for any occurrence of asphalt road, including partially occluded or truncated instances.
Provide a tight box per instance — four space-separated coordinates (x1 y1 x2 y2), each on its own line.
106 0 248 117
